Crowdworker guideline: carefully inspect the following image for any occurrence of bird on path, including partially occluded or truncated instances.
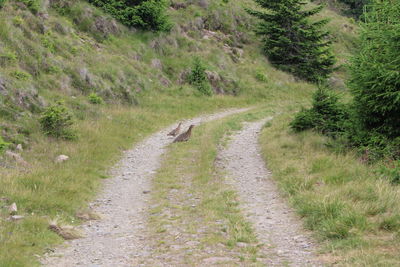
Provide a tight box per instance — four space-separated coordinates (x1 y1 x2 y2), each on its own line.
168 122 182 137
173 125 195 143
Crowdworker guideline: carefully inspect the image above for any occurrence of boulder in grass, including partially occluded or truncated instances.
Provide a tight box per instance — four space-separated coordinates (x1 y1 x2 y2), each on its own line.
5 151 29 166
9 202 17 215
55 155 69 163
9 215 25 221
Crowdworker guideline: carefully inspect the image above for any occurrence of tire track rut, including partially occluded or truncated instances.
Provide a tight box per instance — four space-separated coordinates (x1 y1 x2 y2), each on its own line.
219 119 322 266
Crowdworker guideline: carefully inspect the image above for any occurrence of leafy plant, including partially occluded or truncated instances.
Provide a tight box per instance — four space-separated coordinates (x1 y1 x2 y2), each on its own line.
255 72 268 83
247 0 335 82
39 102 76 139
188 57 213 96
11 70 31 81
88 93 104 104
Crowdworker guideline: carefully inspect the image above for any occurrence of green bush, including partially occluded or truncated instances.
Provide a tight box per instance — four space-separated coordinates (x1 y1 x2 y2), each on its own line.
17 0 40 13
11 70 31 81
87 0 171 32
290 87 348 136
0 135 9 154
377 160 400 185
39 102 76 139
338 0 370 18
88 93 104 104
255 72 268 83
188 57 213 96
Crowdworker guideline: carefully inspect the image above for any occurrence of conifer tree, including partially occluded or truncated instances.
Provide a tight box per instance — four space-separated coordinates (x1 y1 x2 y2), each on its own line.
248 0 335 82
348 1 400 139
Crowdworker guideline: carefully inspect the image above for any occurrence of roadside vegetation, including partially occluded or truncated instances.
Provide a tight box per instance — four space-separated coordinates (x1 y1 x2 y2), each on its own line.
292 1 399 166
260 113 400 265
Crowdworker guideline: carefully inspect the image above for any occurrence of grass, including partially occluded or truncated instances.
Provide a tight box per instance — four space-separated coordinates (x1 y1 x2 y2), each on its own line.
259 113 400 266
147 108 274 266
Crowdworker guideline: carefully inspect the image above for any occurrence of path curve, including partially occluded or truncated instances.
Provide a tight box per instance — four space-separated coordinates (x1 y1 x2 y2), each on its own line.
42 108 250 267
219 119 322 266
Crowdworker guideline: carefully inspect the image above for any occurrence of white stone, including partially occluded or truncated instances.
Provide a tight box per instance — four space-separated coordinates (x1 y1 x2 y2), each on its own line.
55 155 70 163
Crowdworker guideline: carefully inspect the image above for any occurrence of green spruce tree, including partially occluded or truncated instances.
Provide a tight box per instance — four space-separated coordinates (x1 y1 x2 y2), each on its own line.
248 0 335 82
348 0 400 140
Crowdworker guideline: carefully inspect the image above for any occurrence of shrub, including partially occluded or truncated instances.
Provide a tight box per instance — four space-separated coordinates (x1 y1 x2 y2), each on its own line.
0 50 17 66
188 57 213 96
88 93 104 104
17 0 40 14
131 0 172 32
377 160 400 184
255 72 268 83
11 70 31 81
39 102 76 139
290 87 348 136
0 0 6 9
338 0 370 18
0 135 9 154
12 16 23 26
87 0 171 32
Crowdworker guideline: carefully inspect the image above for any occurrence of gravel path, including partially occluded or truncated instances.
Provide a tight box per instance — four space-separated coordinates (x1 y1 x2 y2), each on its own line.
219 119 322 267
41 108 250 267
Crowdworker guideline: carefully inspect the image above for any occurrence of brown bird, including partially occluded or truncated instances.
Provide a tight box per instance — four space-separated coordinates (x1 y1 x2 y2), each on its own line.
173 125 195 143
168 122 182 137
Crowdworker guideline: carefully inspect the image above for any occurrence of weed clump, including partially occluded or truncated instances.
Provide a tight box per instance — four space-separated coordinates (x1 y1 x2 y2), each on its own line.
11 70 31 81
0 135 9 154
39 102 76 140
377 161 400 185
188 57 213 96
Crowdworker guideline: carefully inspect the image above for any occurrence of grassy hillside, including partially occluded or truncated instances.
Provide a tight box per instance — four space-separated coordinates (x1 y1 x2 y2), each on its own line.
0 0 358 265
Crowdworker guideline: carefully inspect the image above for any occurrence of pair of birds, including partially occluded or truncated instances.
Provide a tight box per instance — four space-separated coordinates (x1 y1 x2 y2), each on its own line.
168 122 195 142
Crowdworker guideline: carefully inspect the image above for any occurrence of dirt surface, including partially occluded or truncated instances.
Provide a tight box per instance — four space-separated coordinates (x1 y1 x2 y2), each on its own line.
41 108 250 267
219 119 322 266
